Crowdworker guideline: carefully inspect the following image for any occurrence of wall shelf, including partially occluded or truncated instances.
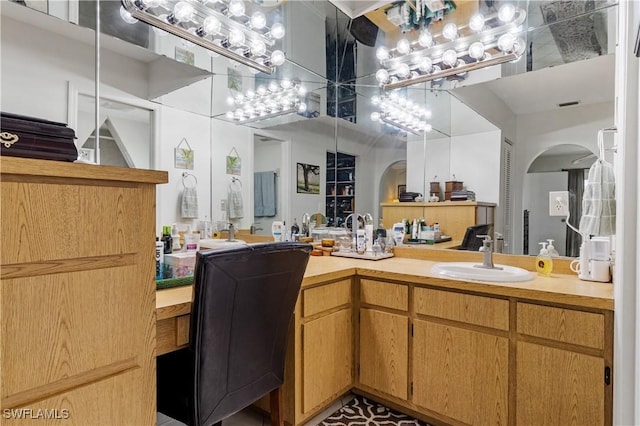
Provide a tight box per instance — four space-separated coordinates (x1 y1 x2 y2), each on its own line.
326 151 356 227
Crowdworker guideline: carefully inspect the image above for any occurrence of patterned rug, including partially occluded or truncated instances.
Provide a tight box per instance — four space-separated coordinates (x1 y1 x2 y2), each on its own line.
319 396 431 426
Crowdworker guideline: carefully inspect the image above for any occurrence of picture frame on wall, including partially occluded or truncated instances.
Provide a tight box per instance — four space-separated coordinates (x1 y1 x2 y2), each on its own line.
174 138 194 170
297 163 320 194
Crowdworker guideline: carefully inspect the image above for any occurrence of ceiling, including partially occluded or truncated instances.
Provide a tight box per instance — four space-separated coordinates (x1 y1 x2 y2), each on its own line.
328 0 391 19
478 53 614 116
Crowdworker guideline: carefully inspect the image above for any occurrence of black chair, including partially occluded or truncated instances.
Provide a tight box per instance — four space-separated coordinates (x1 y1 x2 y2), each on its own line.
157 242 312 426
458 224 491 251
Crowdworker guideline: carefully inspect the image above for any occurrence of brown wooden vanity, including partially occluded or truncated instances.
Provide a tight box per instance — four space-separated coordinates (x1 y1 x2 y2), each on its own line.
157 254 613 426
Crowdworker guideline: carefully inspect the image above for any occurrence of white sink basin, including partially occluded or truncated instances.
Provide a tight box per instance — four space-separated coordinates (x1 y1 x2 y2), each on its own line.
431 262 534 283
199 239 246 250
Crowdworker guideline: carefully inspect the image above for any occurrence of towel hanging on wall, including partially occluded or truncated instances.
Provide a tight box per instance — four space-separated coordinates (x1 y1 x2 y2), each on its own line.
578 128 616 236
228 177 244 219
254 171 277 217
180 172 199 219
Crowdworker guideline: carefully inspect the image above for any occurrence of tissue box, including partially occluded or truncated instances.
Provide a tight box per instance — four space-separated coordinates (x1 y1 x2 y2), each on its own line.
164 252 196 267
164 252 196 277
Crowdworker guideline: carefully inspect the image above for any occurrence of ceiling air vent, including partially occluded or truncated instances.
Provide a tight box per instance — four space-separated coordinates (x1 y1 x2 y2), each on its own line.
558 101 580 107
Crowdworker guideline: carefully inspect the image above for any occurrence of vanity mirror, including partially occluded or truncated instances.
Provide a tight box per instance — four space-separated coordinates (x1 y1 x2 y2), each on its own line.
2 0 617 254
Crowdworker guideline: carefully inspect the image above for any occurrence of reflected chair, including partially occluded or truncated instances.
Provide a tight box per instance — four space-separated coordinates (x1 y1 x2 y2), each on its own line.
458 224 491 251
157 242 312 426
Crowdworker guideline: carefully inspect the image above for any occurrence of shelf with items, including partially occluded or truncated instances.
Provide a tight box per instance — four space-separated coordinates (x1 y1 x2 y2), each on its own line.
326 151 356 227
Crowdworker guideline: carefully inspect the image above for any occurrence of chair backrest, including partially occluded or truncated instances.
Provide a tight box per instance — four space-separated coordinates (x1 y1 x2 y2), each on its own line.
189 242 311 426
458 224 491 251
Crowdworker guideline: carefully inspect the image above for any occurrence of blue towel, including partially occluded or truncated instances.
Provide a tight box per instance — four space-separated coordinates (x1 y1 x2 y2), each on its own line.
254 171 276 217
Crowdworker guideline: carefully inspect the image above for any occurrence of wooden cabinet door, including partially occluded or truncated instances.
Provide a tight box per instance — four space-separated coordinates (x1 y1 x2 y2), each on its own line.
359 308 408 400
516 341 605 426
302 308 353 413
412 319 509 425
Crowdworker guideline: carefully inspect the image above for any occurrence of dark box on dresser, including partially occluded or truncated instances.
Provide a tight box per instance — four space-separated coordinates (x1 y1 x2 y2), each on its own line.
0 112 77 162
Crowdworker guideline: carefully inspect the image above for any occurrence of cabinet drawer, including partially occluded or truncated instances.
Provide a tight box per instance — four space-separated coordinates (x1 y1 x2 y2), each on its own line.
414 287 509 330
517 303 604 349
303 279 351 317
360 279 408 311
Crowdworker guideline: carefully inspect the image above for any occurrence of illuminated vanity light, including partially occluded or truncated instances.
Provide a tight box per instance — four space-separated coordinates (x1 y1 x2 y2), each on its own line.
226 80 308 124
120 0 286 74
374 2 526 90
370 93 432 135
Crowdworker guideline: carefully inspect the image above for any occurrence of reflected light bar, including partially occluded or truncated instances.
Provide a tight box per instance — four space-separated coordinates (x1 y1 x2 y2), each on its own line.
120 0 285 74
376 2 526 90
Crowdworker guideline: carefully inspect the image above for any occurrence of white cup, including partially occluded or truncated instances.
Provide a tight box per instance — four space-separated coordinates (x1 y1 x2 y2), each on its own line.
570 259 581 274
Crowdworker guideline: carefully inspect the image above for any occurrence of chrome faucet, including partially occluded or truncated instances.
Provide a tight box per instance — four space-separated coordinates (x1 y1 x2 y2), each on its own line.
250 223 263 234
475 235 503 270
221 223 235 241
301 213 310 237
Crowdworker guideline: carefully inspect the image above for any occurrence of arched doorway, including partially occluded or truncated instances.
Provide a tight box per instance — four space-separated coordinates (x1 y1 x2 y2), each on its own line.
378 160 406 222
523 144 595 257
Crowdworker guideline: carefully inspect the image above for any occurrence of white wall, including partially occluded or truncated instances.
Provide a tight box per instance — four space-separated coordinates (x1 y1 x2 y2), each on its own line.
406 129 501 204
450 130 501 204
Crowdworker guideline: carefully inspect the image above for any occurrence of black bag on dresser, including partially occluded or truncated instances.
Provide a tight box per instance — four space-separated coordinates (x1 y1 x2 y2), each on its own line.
0 112 77 162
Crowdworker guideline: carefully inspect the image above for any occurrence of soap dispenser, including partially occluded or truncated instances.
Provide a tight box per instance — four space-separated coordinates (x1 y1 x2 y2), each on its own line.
536 242 553 277
546 239 560 257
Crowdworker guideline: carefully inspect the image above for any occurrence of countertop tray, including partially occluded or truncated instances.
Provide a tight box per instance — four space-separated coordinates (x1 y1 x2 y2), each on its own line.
156 275 194 290
330 251 394 261
407 236 452 245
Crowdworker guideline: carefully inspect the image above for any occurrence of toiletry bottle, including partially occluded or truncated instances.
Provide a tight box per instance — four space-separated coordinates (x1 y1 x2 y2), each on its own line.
272 221 284 242
161 226 172 255
356 229 366 254
291 218 300 236
546 239 560 257
536 242 553 276
171 224 181 252
155 237 164 279
183 225 199 251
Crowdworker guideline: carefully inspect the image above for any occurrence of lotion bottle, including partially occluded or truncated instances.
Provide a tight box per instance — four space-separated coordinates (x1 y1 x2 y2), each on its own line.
536 242 553 276
546 239 560 257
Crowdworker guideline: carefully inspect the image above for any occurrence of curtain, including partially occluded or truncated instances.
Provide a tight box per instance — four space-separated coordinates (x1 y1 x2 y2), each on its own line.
566 169 585 257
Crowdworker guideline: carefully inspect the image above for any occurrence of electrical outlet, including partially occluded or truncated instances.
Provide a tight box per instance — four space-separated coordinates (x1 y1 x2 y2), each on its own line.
220 199 226 211
549 191 569 216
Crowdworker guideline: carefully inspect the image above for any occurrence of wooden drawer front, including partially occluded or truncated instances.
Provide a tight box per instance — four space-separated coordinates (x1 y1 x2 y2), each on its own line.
517 303 604 349
360 279 408 311
415 287 509 331
303 279 351 317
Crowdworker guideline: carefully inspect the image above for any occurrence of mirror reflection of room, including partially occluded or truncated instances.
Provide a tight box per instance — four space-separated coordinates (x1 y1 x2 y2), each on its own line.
3 0 617 258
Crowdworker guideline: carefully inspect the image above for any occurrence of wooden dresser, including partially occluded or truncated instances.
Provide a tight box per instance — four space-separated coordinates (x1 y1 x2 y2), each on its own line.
0 157 167 425
381 201 496 241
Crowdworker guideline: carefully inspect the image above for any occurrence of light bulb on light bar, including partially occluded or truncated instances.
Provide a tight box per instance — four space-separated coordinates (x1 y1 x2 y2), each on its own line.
375 2 527 90
120 0 286 74
370 92 432 136
225 80 309 124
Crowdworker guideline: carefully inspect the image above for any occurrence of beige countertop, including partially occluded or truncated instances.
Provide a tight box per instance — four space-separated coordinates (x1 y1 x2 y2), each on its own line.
157 255 614 320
